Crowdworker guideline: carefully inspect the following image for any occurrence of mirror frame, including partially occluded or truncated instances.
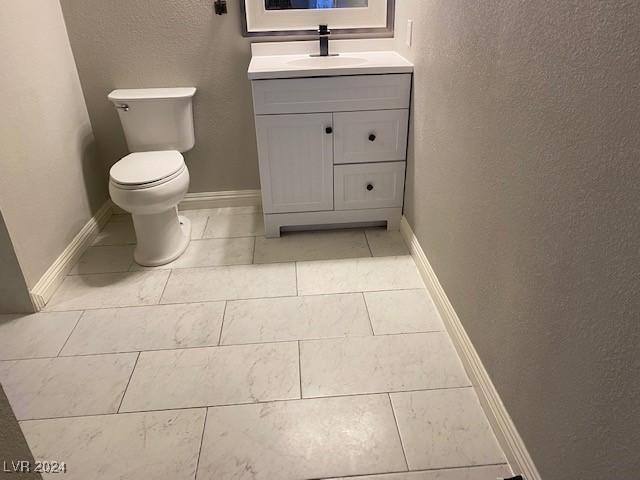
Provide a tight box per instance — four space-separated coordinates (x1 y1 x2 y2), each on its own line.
240 0 394 39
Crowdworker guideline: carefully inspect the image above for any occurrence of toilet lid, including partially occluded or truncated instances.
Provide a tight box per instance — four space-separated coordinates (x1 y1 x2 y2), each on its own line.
110 151 185 186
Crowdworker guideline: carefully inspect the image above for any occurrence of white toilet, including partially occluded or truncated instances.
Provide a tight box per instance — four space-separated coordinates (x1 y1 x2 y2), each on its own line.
107 87 196 266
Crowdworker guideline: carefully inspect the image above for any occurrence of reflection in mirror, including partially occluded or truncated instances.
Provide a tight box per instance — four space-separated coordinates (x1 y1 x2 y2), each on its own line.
265 0 368 10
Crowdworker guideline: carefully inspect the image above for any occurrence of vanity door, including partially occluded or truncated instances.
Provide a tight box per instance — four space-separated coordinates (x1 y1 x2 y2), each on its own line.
255 113 334 214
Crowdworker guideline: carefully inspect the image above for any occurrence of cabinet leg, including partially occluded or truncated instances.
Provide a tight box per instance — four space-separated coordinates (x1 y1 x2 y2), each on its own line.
264 216 281 238
386 213 401 232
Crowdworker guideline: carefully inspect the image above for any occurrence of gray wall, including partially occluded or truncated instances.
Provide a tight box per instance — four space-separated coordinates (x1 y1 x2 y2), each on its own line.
395 1 640 478
60 0 260 193
0 0 108 289
0 211 32 313
0 385 41 479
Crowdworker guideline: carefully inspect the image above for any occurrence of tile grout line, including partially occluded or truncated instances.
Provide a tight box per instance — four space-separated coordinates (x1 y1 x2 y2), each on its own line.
17 386 476 423
363 230 374 257
361 292 376 336
3 329 448 362
193 408 209 480
201 215 212 240
251 234 257 264
116 351 140 413
217 301 228 345
311 463 512 480
43 287 429 315
55 310 85 357
387 393 410 472
158 269 173 304
294 262 299 296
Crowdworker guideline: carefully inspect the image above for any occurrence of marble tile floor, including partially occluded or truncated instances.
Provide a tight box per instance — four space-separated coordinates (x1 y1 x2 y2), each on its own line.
0 207 510 480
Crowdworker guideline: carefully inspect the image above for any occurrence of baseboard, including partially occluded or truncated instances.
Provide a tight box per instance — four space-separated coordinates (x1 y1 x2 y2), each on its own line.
29 201 113 311
400 216 541 480
179 189 262 211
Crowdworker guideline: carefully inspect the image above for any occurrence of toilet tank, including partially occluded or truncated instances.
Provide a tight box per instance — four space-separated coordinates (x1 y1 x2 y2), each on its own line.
108 87 196 153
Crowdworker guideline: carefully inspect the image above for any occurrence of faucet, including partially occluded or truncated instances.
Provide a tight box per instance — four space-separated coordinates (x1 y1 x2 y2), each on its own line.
318 24 330 57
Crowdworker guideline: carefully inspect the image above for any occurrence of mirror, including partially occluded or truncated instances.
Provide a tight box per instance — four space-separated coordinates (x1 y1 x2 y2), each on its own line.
241 0 393 38
265 0 368 9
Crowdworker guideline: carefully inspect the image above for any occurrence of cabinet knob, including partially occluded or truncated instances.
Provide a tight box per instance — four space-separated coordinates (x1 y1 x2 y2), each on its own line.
325 126 333 134
368 133 376 142
366 183 374 191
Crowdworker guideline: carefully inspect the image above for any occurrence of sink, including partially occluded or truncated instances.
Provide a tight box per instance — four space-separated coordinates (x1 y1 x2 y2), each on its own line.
287 56 368 68
248 49 414 80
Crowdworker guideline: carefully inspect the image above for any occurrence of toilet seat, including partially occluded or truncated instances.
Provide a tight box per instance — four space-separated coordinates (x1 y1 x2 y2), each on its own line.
110 151 185 190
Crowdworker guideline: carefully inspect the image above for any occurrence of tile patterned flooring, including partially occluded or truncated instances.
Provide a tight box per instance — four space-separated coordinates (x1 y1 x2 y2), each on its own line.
0 208 510 480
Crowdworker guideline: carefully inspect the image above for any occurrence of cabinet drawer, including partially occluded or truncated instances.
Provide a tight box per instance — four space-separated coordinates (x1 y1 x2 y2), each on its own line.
334 109 408 164
252 74 411 115
334 162 406 211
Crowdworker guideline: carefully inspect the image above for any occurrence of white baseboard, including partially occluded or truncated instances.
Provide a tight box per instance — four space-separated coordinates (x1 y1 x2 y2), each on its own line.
400 216 541 480
29 201 113 311
179 189 262 211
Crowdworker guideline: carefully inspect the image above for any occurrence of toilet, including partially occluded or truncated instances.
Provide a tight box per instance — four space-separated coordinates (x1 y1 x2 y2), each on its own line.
107 87 196 266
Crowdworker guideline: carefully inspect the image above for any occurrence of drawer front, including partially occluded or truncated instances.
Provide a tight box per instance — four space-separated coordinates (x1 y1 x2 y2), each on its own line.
252 74 411 115
334 162 406 211
334 109 409 164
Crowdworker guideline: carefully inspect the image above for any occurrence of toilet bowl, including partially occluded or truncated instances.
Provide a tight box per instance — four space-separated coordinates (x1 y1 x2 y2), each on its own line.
109 150 191 266
107 87 196 266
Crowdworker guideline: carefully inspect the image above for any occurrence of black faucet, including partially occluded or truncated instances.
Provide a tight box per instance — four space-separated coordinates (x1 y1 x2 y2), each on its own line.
318 24 330 57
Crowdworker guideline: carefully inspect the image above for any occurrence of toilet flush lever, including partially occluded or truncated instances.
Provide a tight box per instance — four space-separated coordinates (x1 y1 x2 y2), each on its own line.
115 103 129 112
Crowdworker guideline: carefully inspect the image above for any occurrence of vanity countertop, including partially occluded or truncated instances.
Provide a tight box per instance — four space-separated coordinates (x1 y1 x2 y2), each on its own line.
248 50 413 80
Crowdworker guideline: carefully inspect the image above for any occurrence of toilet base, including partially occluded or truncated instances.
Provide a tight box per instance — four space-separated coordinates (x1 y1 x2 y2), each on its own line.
131 210 191 267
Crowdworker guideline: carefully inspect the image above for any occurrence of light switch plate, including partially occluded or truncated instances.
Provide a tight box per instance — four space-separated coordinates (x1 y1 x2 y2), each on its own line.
406 19 413 47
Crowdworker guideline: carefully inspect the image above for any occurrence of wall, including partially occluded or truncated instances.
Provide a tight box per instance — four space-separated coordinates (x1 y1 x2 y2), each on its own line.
395 1 640 478
59 0 260 193
0 0 108 290
0 211 32 313
0 385 41 479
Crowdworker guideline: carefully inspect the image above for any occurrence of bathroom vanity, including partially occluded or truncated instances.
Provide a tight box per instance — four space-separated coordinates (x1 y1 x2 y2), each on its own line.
248 46 413 237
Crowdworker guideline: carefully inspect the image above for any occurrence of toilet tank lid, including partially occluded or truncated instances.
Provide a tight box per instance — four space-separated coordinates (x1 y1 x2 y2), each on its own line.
108 87 196 102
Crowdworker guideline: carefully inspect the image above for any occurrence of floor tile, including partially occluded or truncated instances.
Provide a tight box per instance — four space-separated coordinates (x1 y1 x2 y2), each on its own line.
203 213 264 238
60 302 225 356
160 263 296 304
92 219 137 246
297 256 424 296
221 293 371 345
301 332 469 398
21 409 205 480
120 342 299 412
365 229 410 256
391 388 506 470
177 210 209 239
0 353 137 420
46 271 170 311
197 395 407 480
325 464 512 480
130 237 254 270
253 230 371 263
0 312 81 360
69 245 135 275
365 289 444 335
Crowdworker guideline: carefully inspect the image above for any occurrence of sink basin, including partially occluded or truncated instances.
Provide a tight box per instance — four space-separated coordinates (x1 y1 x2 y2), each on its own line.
287 56 368 68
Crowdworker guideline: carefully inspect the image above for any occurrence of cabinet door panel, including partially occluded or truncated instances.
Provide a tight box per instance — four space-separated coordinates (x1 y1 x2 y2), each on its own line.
256 113 334 214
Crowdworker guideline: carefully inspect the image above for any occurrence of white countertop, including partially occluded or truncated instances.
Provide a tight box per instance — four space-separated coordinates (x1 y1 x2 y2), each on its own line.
248 50 414 80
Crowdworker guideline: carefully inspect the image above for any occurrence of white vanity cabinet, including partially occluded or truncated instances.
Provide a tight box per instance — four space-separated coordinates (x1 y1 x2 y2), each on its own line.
251 72 412 237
